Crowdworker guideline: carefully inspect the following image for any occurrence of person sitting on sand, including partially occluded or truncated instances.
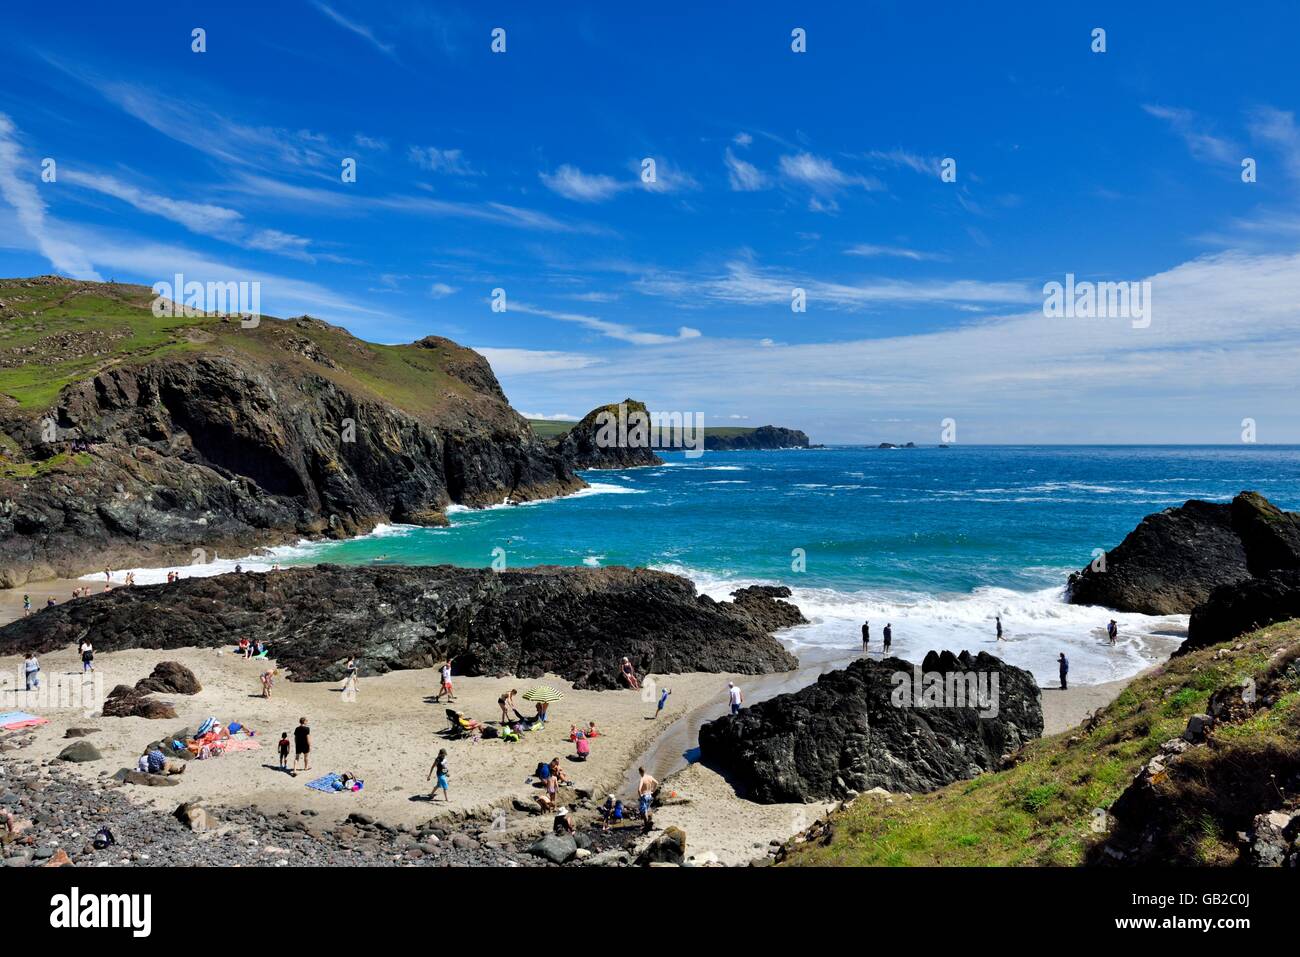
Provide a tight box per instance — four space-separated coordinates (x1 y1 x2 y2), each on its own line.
548 758 570 786
553 807 575 836
568 724 580 741
238 637 250 658
586 721 601 738
620 657 640 690
261 669 277 699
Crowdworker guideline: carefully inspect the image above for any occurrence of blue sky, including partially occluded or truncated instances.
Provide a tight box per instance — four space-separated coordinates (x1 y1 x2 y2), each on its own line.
2 1 1299 443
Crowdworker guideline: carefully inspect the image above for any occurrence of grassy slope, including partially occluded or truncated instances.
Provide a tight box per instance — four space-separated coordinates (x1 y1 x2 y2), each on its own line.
0 278 488 422
781 620 1300 866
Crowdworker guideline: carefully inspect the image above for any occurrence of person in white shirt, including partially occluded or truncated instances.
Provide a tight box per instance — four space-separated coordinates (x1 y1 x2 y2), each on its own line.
727 681 743 715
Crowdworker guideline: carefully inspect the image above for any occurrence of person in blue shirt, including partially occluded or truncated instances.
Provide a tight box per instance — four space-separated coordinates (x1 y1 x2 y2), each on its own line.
655 686 672 719
1058 653 1069 690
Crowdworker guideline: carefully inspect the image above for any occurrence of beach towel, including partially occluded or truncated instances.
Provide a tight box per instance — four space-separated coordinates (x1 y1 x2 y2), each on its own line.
0 711 49 730
305 773 343 793
220 738 261 753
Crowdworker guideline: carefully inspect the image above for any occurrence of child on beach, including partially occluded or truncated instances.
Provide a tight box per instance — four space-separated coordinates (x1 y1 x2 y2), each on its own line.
655 686 672 718
22 594 30 616
277 732 291 771
427 749 450 802
434 658 455 703
261 669 277 699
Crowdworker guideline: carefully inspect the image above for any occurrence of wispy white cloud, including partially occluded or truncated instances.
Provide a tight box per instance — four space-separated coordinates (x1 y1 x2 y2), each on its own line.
540 164 624 202
1143 104 1239 165
429 282 457 298
0 113 100 279
310 1 397 59
779 152 883 193
724 148 767 191
472 347 602 376
845 243 948 262
408 146 478 175
509 300 702 345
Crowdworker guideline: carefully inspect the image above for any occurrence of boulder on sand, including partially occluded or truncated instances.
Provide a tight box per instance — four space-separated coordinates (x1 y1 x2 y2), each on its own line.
101 685 177 720
135 661 201 695
57 740 102 763
527 833 577 865
635 826 686 866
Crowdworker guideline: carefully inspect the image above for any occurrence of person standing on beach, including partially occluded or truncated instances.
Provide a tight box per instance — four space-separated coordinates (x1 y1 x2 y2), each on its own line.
292 717 311 775
637 766 659 829
22 594 30 616
79 640 94 673
434 658 455 703
427 749 450 802
23 652 39 691
277 732 291 771
341 656 358 695
499 688 519 723
861 620 870 653
996 615 1004 641
1107 619 1118 645
1058 653 1069 690
655 686 672 718
883 623 892 653
727 681 743 715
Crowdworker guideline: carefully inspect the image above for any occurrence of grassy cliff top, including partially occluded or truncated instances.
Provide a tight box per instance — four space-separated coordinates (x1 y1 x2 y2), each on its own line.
780 620 1300 866
527 419 760 439
0 276 509 425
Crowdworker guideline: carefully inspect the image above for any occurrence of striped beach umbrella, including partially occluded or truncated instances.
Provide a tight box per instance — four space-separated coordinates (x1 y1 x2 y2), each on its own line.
522 685 564 702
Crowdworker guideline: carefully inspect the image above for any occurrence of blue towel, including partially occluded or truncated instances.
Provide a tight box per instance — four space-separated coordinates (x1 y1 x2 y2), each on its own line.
0 711 40 725
305 773 343 793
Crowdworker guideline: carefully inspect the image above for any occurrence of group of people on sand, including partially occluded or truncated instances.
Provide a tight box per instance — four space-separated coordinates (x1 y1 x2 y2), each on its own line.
860 620 894 654
274 717 312 776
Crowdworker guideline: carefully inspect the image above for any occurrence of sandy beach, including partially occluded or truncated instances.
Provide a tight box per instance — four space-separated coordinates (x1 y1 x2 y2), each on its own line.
1 610 1146 866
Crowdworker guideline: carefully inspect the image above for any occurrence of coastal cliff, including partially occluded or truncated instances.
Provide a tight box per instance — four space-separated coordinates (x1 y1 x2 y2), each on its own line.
547 398 664 469
0 277 583 586
704 425 809 451
0 563 800 687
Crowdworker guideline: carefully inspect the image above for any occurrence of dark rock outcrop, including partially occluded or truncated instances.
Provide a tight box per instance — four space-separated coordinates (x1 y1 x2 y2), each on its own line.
705 425 809 451
0 307 583 587
725 586 808 632
698 651 1042 803
0 564 798 688
549 399 663 469
101 685 177 720
57 741 102 763
1067 492 1300 615
135 661 202 696
1184 569 1300 654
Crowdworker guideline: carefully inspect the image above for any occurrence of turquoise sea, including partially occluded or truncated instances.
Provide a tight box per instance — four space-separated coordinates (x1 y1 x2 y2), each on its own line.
113 445 1300 687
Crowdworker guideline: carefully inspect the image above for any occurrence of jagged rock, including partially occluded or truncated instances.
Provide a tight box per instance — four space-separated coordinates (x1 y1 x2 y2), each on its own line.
1067 492 1300 617
549 399 663 469
57 741 101 763
101 686 177 720
1183 714 1213 743
725 585 808 632
135 661 201 695
1185 569 1300 654
527 833 577 864
581 848 631 867
1249 810 1297 867
0 564 797 688
63 728 98 738
699 651 1042 802
635 826 686 865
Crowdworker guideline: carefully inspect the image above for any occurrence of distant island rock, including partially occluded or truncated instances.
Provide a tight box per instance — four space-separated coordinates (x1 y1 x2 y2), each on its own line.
877 442 917 449
704 425 809 451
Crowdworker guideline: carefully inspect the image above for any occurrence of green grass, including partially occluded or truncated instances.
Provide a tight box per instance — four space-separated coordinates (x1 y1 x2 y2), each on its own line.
527 419 577 438
0 277 491 423
781 620 1300 867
